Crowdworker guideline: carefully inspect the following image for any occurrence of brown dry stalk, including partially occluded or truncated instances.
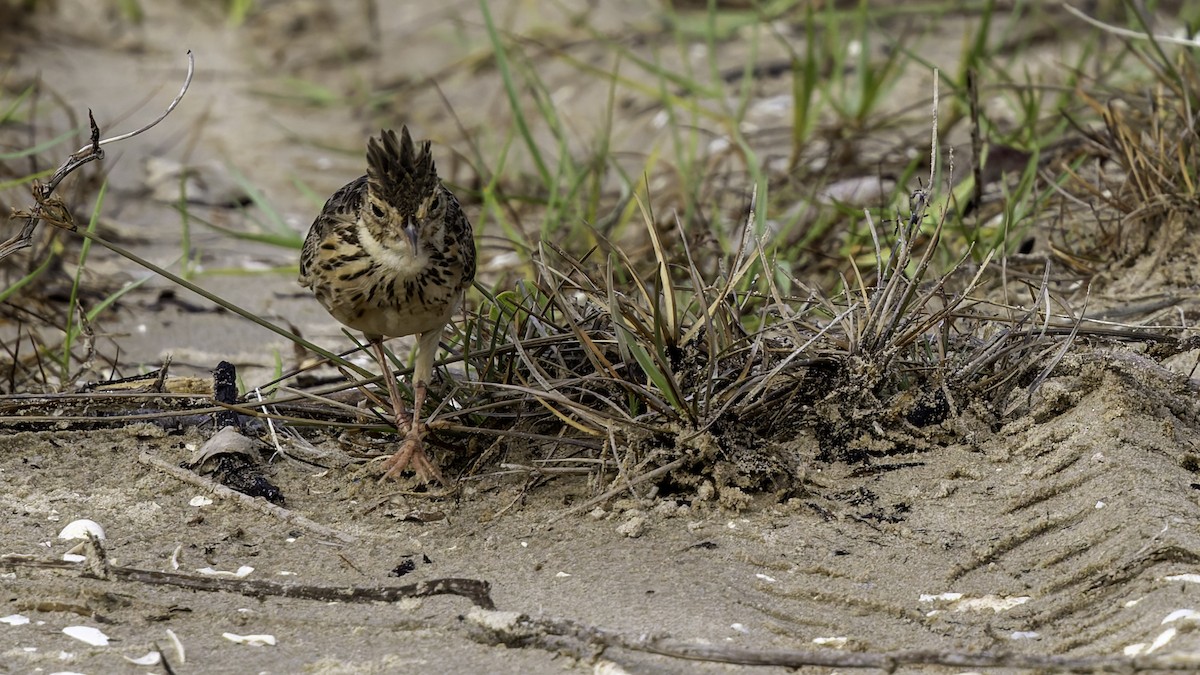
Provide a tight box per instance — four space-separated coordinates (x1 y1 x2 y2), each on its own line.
3 545 494 609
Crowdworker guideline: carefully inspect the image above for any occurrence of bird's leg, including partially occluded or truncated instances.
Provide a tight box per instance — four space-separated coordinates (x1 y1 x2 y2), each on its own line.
379 330 448 485
369 338 412 433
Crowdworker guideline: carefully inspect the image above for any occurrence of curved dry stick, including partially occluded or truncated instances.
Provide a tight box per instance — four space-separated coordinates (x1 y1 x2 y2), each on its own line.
0 51 196 261
88 50 195 152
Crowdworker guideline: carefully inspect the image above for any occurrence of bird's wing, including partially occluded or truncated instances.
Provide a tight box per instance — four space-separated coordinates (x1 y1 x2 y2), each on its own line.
298 175 367 288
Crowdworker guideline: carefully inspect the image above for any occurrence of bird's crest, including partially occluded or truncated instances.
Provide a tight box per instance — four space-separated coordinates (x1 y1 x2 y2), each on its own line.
366 127 439 215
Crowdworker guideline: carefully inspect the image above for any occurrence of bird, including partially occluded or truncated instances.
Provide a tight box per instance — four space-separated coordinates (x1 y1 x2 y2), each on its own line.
298 127 475 484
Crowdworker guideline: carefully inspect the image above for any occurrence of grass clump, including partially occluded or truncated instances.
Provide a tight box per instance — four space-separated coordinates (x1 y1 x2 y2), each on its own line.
433 149 1060 505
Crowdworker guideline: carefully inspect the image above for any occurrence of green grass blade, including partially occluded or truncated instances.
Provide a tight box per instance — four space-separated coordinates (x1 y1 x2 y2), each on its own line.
479 0 551 187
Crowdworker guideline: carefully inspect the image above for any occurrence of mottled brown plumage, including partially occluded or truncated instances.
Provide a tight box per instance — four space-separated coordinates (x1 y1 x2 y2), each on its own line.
299 127 475 484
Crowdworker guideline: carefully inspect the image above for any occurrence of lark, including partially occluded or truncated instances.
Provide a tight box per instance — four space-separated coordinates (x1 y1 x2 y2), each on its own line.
298 127 475 484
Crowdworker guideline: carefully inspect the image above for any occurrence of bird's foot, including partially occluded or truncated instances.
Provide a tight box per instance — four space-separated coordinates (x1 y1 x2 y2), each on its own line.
378 421 446 486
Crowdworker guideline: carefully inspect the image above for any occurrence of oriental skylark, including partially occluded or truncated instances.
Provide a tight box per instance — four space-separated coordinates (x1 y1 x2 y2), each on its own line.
298 127 475 484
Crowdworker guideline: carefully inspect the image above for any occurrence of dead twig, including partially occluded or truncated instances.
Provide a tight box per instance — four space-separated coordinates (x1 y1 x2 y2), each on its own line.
0 50 196 261
2 547 494 609
466 608 1200 671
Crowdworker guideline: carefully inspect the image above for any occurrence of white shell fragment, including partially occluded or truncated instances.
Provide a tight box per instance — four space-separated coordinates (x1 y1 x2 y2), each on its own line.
1 614 30 625
1163 573 1200 584
165 628 186 664
1124 609 1191 657
1163 609 1200 624
222 632 276 646
1148 627 1177 653
124 651 162 665
196 566 254 578
63 625 110 646
57 519 106 541
189 496 214 507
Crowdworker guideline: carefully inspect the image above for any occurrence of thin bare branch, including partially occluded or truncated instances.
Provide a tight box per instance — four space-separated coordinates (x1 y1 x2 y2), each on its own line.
0 51 196 261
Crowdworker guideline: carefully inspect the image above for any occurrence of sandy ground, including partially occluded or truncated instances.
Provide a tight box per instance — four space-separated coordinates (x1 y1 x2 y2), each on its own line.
4 1 1200 673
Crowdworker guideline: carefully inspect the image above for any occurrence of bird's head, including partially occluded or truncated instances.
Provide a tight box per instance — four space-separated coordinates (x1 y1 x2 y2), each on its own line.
364 127 451 255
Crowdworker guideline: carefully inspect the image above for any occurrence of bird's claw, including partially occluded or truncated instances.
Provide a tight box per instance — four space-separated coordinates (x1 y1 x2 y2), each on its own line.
378 421 446 486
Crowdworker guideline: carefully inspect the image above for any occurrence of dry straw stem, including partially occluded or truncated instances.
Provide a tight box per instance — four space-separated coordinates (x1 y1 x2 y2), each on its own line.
0 51 195 260
0 386 390 431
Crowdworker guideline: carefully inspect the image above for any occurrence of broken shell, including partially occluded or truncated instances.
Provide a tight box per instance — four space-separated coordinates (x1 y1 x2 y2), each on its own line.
1163 609 1200 624
165 628 186 664
196 565 254 578
124 651 162 666
58 519 105 541
190 426 258 468
222 632 276 646
63 625 110 646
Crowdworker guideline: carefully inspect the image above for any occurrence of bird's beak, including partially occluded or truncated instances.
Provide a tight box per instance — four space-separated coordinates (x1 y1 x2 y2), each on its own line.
403 219 420 253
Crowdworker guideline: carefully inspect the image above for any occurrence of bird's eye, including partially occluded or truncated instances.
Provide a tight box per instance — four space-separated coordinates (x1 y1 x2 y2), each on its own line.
429 194 442 212
370 203 385 218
